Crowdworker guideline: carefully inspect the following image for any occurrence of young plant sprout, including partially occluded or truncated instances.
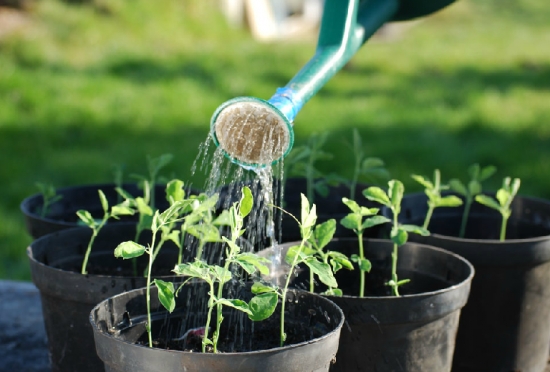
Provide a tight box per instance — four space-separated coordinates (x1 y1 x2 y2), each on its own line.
136 187 275 352
264 194 342 346
113 196 191 348
364 180 429 296
77 190 135 274
35 182 62 218
449 164 497 238
475 177 521 241
306 219 354 296
348 128 390 199
130 153 174 212
411 169 463 230
340 197 390 297
284 132 341 202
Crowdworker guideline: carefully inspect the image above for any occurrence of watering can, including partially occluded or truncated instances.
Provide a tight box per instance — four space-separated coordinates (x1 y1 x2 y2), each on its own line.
211 0 455 168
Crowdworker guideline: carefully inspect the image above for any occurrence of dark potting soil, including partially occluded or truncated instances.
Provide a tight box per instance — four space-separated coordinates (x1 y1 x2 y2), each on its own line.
141 311 326 353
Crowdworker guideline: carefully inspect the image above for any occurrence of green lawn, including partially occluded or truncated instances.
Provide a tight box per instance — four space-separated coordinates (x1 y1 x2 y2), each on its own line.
1 0 550 280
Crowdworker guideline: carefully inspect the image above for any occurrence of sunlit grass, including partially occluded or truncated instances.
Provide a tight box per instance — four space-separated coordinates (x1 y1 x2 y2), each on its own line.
1 0 549 280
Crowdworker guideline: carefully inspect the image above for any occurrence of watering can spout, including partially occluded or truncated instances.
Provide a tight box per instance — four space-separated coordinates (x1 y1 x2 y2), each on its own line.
210 0 456 168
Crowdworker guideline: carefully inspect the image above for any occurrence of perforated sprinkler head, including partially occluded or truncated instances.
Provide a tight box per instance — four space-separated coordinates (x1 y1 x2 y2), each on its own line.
210 97 294 169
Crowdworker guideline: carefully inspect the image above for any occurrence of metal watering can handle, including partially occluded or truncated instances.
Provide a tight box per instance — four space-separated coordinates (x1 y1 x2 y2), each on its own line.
210 0 455 168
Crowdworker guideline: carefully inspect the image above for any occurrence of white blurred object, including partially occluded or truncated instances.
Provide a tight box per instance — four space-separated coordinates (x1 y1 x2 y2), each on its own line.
220 0 323 41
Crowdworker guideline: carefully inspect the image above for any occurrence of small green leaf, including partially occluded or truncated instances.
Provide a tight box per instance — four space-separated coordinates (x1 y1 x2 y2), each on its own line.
468 163 480 181
468 180 482 196
314 219 336 249
248 292 278 321
213 210 231 226
479 165 497 182
154 279 175 313
475 195 501 211
217 298 252 315
240 186 254 218
234 253 271 276
363 187 390 206
305 258 338 288
114 241 146 259
361 157 385 169
361 215 391 230
342 197 360 213
98 190 109 214
340 214 361 231
135 197 153 216
213 266 232 284
449 179 467 196
323 288 343 296
285 245 314 265
400 224 430 236
173 261 209 280
166 179 185 204
496 189 510 207
111 204 135 218
388 180 404 209
188 224 222 243
357 258 372 272
391 228 408 246
328 251 354 271
411 175 433 189
396 279 411 286
437 195 463 207
76 210 96 228
251 282 276 294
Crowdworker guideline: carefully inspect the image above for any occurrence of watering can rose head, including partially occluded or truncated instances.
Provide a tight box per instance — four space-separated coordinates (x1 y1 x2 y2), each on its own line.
210 97 294 168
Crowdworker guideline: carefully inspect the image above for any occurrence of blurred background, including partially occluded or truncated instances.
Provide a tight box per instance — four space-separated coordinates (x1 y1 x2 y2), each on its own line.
1 0 549 280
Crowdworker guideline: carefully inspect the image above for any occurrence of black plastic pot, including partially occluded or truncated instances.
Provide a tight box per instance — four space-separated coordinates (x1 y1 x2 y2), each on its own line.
90 283 344 372
396 193 550 372
28 223 187 372
21 182 196 239
261 238 474 371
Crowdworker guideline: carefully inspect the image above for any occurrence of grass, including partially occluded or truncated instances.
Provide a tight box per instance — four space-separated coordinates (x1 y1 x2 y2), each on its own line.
0 0 549 280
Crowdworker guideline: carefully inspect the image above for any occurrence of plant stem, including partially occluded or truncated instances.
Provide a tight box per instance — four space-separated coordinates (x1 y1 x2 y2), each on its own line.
423 202 434 229
146 234 157 348
391 243 399 297
500 216 508 241
196 240 206 261
358 231 365 298
203 282 215 353
281 240 305 347
81 216 108 274
459 197 472 238
309 269 314 293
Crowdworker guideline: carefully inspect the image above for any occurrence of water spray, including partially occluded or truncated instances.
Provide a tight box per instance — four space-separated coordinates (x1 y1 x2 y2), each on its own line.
210 0 456 168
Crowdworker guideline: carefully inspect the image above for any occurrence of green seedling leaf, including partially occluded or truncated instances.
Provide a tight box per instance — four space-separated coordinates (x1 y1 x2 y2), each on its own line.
111 204 135 218
496 189 510 207
166 179 185 204
342 197 360 213
161 227 181 247
328 251 354 271
468 180 482 196
188 224 222 243
350 254 371 272
411 175 433 189
313 219 336 249
76 210 96 228
400 224 430 236
213 266 232 284
285 245 315 265
235 253 270 276
217 299 252 315
323 288 343 296
305 258 338 288
173 261 209 279
438 195 463 207
449 179 467 196
135 197 153 216
115 187 134 201
361 215 391 230
251 282 276 294
396 279 411 286
468 163 480 180
391 228 408 246
213 210 231 226
301 194 317 229
480 165 497 181
475 195 501 211
248 292 278 321
388 180 404 209
340 213 361 231
240 186 253 218
154 279 175 313
114 241 146 259
361 157 385 169
363 187 390 206
98 190 109 213
314 182 330 198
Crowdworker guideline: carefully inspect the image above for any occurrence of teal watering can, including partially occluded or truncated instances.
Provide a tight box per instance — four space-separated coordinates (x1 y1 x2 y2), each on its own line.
211 0 455 168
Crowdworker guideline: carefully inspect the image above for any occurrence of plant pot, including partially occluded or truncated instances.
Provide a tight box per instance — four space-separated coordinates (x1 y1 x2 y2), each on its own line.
396 192 550 372
261 238 474 371
27 223 187 372
90 283 344 372
20 182 195 239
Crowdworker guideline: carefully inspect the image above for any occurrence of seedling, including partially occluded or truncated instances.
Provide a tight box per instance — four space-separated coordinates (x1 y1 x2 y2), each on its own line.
285 132 341 202
35 182 62 218
411 169 463 230
340 197 390 297
364 180 429 296
305 219 354 296
134 187 276 352
265 194 342 346
77 190 135 274
475 177 521 241
130 153 174 212
114 196 191 348
449 164 497 238
347 128 390 198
